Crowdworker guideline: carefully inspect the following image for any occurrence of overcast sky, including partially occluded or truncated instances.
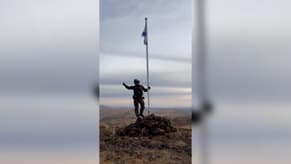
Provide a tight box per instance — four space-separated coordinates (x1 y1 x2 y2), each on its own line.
206 0 291 102
0 0 98 95
0 1 98 163
100 0 192 108
100 0 291 108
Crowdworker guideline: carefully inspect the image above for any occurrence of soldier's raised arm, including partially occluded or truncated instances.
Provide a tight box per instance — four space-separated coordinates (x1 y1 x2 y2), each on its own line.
123 82 134 90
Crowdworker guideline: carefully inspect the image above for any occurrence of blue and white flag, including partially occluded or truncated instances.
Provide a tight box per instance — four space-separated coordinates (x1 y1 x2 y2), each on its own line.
142 20 148 45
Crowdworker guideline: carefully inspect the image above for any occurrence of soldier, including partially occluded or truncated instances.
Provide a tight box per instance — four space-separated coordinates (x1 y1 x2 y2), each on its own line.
123 79 151 118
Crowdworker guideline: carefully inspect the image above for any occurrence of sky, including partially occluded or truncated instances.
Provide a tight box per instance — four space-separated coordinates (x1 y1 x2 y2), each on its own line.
193 0 291 163
0 0 98 94
206 0 291 102
100 0 192 108
0 0 98 163
100 0 291 108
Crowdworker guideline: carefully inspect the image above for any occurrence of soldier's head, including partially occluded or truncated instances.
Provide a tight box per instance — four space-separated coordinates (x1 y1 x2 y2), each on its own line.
133 79 140 85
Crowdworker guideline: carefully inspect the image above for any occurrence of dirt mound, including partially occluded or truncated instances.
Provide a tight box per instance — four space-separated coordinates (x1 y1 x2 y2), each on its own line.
117 114 177 137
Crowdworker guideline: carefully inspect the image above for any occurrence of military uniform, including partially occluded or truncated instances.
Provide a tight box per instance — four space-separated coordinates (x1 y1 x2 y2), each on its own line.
123 81 149 117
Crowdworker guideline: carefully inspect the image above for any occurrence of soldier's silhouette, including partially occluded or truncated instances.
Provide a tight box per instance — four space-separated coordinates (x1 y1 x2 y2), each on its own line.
123 79 150 117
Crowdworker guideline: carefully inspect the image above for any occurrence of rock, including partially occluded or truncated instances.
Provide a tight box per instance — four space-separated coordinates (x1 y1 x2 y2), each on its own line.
150 128 165 135
117 114 177 137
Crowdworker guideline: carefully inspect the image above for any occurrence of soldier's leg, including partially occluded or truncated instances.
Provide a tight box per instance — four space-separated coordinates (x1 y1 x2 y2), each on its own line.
133 99 139 117
139 99 145 117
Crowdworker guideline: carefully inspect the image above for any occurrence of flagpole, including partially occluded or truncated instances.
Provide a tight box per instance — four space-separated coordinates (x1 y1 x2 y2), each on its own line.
195 1 211 164
145 17 150 115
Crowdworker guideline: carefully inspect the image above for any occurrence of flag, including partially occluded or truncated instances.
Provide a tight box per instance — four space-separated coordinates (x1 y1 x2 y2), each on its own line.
142 20 147 45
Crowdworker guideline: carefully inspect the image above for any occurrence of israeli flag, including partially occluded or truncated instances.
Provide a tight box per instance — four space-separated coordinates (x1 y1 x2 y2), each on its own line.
142 22 147 45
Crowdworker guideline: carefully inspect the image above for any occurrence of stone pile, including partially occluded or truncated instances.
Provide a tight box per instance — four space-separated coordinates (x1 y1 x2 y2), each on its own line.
117 114 177 137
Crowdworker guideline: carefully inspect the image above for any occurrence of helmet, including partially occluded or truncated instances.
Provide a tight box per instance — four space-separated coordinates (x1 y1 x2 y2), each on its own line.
133 79 140 84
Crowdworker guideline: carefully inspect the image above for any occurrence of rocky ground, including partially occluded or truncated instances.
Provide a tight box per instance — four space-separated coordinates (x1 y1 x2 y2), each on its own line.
117 114 177 137
100 107 191 164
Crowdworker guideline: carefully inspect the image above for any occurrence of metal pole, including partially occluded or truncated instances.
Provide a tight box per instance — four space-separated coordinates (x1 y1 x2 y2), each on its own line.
145 17 150 114
195 0 210 164
197 0 207 102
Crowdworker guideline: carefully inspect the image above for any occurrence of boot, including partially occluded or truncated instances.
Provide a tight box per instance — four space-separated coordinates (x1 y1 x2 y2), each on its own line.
140 108 144 117
135 108 139 117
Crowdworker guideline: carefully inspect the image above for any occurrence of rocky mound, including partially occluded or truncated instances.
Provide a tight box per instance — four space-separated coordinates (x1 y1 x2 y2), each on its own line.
117 114 177 137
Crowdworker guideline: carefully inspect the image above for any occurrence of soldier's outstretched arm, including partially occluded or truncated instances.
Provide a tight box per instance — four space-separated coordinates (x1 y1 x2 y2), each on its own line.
122 82 134 89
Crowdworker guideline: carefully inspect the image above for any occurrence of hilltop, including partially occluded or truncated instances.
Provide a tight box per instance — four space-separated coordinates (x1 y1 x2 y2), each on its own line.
100 106 191 164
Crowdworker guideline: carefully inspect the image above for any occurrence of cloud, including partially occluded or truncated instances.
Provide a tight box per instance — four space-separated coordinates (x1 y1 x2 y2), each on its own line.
0 0 99 94
100 0 191 22
100 54 191 88
100 0 192 59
